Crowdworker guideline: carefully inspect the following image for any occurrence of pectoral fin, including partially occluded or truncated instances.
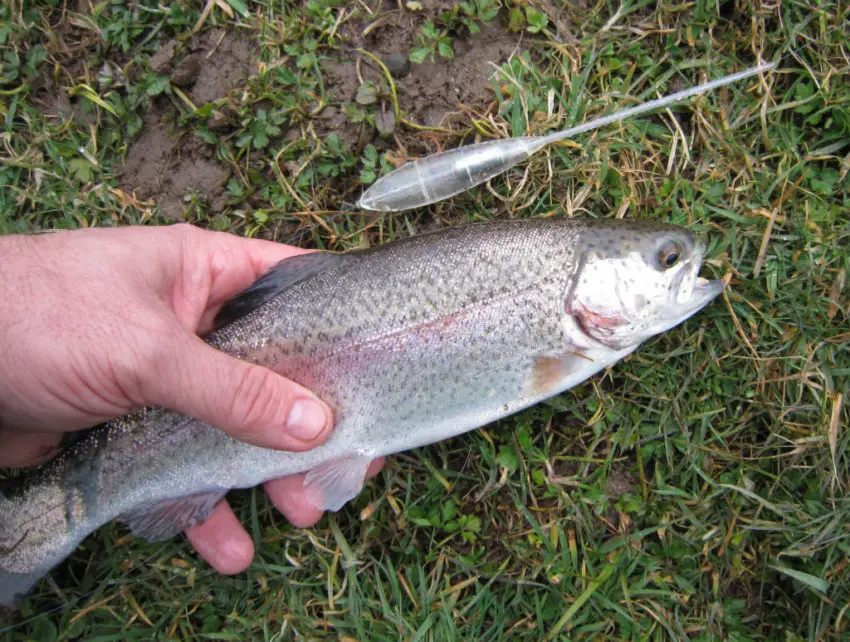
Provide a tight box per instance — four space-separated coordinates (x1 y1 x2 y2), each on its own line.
118 489 227 541
529 352 595 396
303 455 373 512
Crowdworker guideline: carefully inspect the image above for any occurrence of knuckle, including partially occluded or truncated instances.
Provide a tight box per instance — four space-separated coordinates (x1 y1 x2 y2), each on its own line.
134 325 190 406
171 222 200 239
228 365 286 432
167 223 205 258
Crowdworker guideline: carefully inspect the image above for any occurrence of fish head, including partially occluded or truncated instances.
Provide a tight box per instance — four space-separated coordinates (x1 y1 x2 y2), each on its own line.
567 221 724 350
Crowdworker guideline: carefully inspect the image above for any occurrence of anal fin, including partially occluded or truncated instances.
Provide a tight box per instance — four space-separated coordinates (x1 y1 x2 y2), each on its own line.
118 489 227 541
303 455 373 512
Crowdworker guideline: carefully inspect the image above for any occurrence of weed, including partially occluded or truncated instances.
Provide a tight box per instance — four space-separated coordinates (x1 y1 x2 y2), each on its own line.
410 0 502 63
410 20 455 63
236 108 286 150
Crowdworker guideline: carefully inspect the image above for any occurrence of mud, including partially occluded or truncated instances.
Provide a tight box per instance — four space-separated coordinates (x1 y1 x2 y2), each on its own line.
116 32 256 219
322 9 524 151
119 112 230 220
37 4 527 221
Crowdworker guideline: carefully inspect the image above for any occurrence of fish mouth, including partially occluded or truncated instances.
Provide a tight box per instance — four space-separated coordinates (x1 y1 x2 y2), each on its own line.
666 242 724 325
672 273 724 324
693 275 724 301
675 239 723 311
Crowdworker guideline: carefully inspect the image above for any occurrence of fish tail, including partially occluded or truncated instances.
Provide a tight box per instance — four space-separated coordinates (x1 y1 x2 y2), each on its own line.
0 479 77 609
0 490 34 608
0 567 46 610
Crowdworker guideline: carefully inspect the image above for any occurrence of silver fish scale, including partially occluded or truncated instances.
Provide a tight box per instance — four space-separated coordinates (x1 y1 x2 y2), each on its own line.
209 219 585 460
214 219 582 355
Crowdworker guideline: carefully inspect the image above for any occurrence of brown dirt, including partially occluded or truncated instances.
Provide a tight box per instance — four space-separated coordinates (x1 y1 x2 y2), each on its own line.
606 465 637 498
52 4 523 221
117 32 256 219
322 9 524 152
400 22 521 130
118 111 231 220
185 31 256 105
603 464 637 533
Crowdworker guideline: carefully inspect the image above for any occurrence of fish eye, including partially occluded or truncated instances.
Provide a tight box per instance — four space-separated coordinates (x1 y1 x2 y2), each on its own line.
657 242 682 269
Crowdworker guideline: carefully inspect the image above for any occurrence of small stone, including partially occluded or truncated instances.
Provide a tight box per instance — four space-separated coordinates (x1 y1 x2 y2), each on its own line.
382 52 411 79
150 39 178 73
170 53 204 87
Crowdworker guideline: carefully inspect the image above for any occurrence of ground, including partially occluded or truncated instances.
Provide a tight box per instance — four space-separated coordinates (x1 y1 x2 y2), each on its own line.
1 0 849 640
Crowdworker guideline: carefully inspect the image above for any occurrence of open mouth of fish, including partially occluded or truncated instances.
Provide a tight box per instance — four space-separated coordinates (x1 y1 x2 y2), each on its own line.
694 275 723 295
673 271 724 321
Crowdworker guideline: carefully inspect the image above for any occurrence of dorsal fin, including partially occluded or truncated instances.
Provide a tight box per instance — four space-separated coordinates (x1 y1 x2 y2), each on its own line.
214 251 344 329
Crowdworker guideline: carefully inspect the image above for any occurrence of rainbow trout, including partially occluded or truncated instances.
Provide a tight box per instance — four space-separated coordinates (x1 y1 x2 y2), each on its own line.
0 218 723 607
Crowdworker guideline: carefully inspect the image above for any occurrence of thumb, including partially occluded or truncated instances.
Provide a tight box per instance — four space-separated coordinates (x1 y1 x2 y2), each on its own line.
148 334 333 451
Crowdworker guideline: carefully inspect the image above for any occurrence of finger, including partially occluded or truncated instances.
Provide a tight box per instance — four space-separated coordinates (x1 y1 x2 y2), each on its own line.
0 430 63 468
264 473 324 528
209 228 315 276
185 500 254 575
168 225 314 334
149 334 333 451
264 457 386 528
201 230 314 316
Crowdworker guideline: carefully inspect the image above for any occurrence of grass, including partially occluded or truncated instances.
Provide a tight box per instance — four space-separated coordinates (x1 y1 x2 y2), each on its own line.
1 0 849 640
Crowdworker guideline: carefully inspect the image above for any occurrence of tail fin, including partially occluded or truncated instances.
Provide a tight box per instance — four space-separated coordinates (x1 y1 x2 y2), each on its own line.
0 481 73 610
0 490 38 609
0 568 45 610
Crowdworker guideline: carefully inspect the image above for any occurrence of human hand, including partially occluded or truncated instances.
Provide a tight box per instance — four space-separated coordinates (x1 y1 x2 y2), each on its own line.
0 223 383 574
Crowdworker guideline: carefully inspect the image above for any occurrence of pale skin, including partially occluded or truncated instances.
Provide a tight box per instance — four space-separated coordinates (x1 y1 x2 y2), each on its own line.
0 224 383 575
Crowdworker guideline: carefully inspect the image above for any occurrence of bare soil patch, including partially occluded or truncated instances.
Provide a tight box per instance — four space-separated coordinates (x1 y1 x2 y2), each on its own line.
118 111 230 220
50 5 526 220
117 32 256 219
323 8 524 152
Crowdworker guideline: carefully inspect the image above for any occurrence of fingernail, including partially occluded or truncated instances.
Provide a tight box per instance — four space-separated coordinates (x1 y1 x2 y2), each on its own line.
286 398 329 442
